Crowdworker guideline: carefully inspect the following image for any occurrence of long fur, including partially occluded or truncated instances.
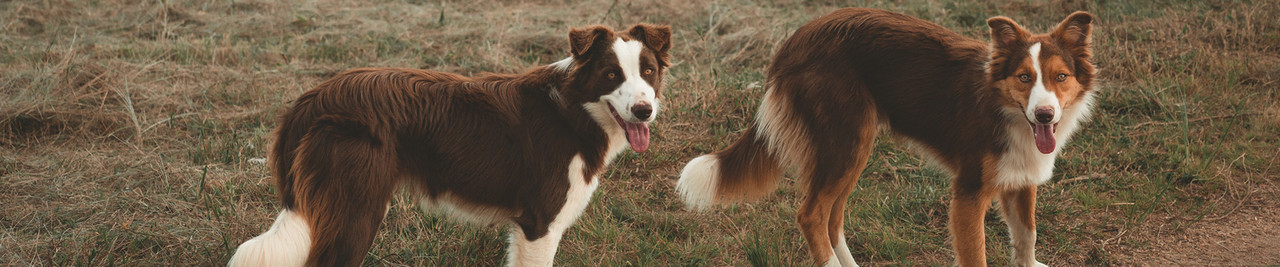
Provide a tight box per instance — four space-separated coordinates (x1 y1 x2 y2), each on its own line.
230 23 673 266
678 8 1096 267
228 210 311 267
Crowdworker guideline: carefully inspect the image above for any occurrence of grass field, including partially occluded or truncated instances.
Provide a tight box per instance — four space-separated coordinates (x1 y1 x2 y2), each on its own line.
3 0 1279 266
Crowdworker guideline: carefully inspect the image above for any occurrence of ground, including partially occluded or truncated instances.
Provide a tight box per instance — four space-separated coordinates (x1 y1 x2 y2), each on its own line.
2 0 1279 266
1123 188 1280 266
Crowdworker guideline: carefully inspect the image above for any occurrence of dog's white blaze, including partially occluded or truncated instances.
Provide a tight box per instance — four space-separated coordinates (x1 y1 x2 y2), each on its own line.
600 38 659 122
676 154 721 211
506 155 599 267
1024 43 1060 123
228 210 312 267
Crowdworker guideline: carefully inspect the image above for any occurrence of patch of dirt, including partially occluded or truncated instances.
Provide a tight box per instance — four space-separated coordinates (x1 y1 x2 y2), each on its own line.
1113 182 1280 266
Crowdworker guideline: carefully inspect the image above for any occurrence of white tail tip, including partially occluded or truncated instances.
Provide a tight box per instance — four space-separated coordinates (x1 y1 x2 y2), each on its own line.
228 210 312 267
677 154 721 211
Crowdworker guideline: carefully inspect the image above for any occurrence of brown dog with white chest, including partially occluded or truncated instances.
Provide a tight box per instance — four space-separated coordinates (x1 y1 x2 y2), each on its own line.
230 23 671 267
678 8 1096 267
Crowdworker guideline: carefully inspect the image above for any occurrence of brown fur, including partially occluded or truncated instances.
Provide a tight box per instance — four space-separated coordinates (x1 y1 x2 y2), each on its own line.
254 24 670 266
684 8 1095 266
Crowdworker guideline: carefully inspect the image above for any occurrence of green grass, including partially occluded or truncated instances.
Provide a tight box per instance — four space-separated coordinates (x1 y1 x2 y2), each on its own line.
3 0 1279 266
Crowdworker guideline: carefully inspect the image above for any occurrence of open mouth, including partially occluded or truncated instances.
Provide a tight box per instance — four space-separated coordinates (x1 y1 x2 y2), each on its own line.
1029 121 1058 154
608 105 650 152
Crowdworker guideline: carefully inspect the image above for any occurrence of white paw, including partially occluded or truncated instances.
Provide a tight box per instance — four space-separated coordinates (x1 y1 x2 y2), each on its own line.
1029 261 1048 267
821 258 842 267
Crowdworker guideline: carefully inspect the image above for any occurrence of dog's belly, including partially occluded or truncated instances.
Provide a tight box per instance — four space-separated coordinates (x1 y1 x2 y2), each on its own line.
418 192 519 226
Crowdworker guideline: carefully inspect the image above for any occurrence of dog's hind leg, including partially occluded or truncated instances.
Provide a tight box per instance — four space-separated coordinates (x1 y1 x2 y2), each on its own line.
796 94 878 267
291 115 400 266
799 153 864 267
825 117 878 267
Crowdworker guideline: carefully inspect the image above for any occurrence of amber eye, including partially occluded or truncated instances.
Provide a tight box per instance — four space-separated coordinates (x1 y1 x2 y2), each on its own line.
607 72 617 80
1056 73 1068 81
643 68 654 75
1017 74 1032 83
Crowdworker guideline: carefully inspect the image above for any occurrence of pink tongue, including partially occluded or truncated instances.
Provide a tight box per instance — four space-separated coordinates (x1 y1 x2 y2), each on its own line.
1033 124 1055 154
620 121 650 152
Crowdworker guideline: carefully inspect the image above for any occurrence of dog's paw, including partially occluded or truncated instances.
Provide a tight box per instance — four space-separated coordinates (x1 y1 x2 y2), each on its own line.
1014 258 1048 267
821 259 843 267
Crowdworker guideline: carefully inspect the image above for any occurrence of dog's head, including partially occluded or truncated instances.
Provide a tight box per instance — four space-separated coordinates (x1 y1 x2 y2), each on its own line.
555 23 671 152
986 12 1095 154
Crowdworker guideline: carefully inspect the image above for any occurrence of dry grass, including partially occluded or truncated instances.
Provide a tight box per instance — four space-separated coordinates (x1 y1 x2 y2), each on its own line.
3 0 1279 266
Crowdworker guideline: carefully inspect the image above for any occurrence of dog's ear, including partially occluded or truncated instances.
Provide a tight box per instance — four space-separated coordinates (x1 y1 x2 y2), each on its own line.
987 16 1030 49
569 25 616 59
625 24 672 65
1053 11 1096 86
1051 11 1094 56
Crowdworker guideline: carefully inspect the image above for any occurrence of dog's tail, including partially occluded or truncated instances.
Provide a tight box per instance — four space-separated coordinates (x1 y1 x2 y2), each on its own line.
678 89 811 211
229 91 321 267
228 209 312 266
269 90 322 211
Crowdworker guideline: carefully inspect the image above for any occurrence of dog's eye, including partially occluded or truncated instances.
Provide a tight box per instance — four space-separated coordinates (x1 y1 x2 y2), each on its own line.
1017 74 1032 83
607 72 617 80
1056 73 1068 81
643 68 654 75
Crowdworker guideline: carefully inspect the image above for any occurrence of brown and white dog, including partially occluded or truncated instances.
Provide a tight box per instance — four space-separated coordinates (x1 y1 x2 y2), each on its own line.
677 9 1095 267
229 24 671 267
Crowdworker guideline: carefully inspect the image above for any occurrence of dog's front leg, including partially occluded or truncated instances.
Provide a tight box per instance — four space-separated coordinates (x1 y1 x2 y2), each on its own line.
950 183 996 267
1000 186 1046 267
506 226 566 267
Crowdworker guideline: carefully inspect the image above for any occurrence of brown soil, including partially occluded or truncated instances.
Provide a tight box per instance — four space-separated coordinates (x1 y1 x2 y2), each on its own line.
1113 182 1280 266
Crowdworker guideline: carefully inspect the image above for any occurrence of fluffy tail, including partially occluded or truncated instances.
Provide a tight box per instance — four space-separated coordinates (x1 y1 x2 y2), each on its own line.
678 89 810 211
677 128 784 210
229 91 320 266
228 210 312 266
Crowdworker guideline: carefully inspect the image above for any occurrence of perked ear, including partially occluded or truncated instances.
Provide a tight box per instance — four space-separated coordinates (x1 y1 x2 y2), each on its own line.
625 23 672 56
569 25 616 58
1052 11 1093 49
987 16 1030 49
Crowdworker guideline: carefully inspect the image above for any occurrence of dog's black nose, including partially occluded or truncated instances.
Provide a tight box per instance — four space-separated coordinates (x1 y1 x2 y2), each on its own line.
631 103 653 120
1034 107 1055 123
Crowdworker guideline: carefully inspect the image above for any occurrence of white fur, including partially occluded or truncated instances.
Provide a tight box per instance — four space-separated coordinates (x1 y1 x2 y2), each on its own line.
1025 43 1062 124
600 38 660 123
583 101 633 158
755 88 812 170
228 210 312 267
996 94 1094 188
676 154 721 211
506 155 600 267
550 57 574 72
1004 202 1045 267
832 229 859 267
821 256 842 267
